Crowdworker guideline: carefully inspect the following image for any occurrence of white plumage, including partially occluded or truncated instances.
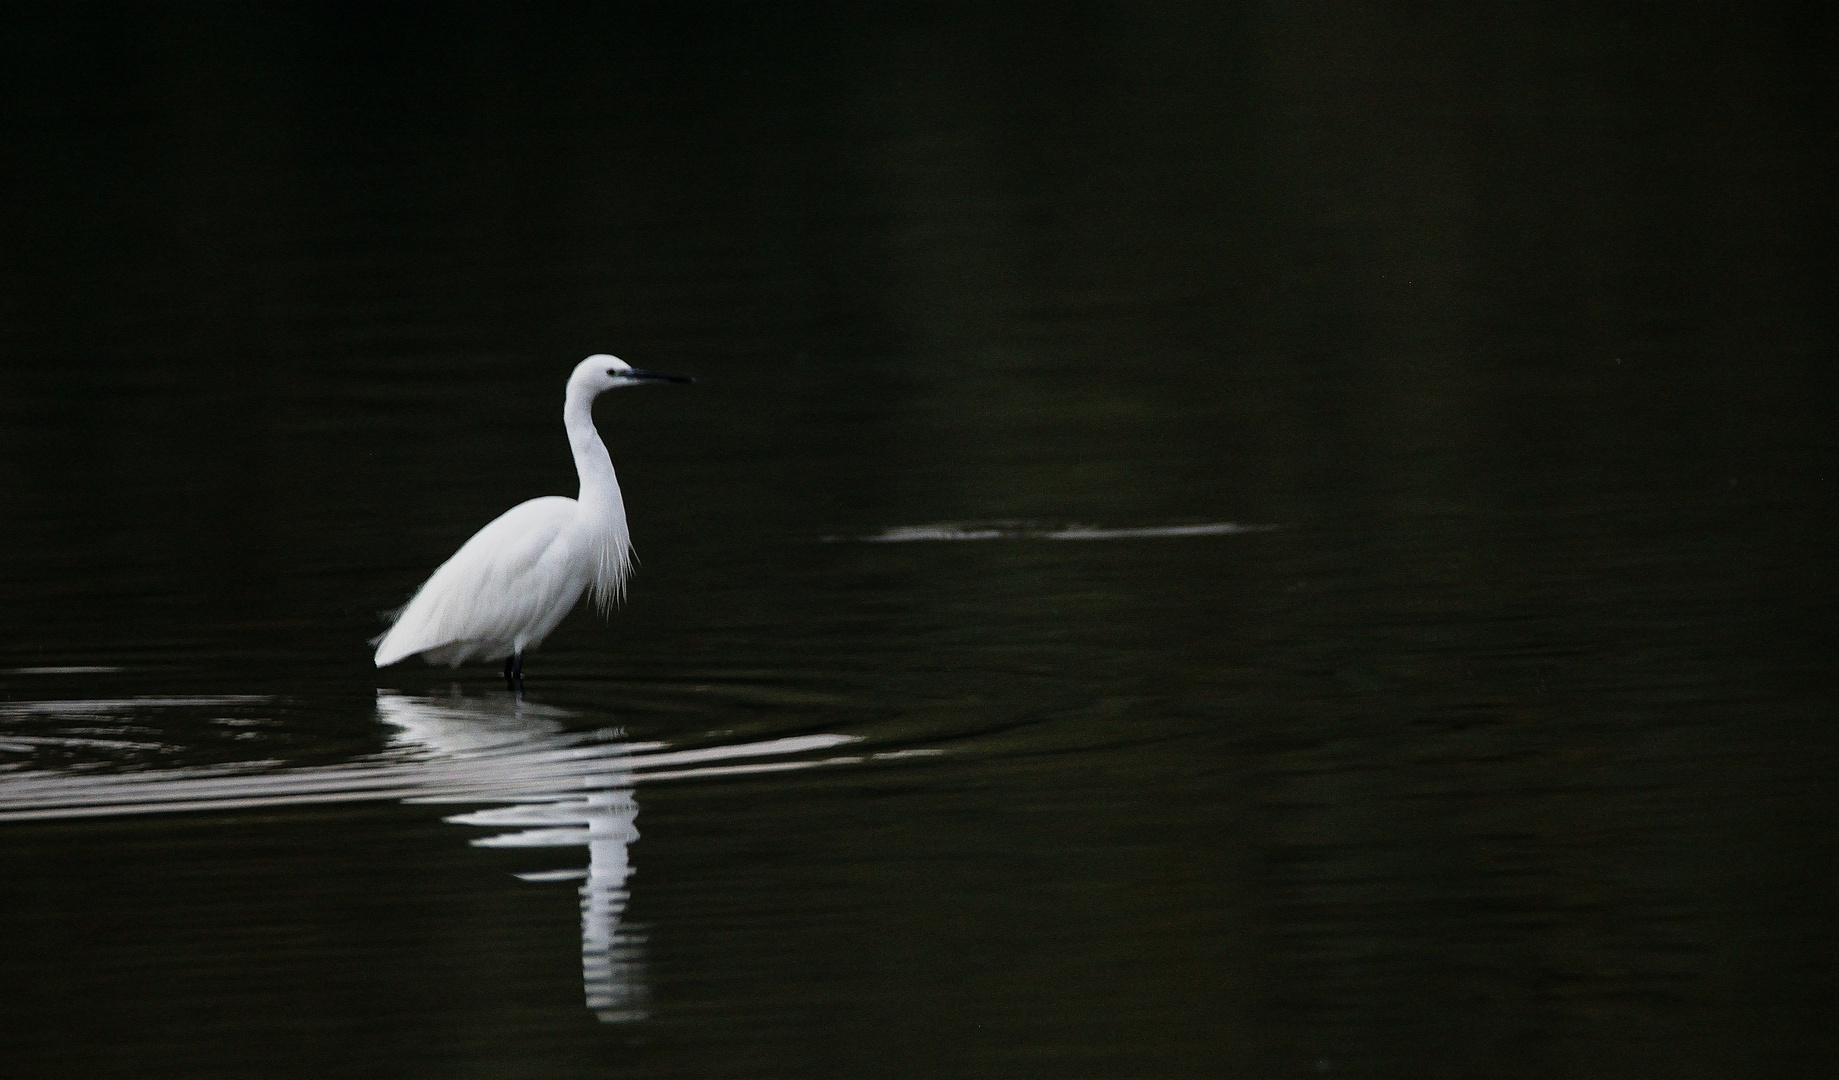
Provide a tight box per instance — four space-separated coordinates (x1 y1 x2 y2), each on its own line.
373 355 691 685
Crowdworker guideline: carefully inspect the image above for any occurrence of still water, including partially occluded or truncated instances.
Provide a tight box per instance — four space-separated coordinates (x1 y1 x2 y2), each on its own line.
1 5 1833 1078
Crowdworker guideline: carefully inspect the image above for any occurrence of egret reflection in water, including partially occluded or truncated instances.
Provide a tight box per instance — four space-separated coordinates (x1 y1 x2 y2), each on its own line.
376 691 649 1022
0 694 860 823
0 688 866 1023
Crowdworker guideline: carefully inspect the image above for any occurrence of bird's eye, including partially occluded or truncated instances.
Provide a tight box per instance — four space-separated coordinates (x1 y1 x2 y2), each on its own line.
607 369 623 377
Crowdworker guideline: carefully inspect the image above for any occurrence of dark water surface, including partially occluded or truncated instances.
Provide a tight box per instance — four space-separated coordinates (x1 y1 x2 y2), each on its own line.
2 5 1835 1078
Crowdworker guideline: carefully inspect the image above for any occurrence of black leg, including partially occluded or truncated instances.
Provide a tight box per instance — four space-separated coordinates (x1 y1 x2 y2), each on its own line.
504 650 524 692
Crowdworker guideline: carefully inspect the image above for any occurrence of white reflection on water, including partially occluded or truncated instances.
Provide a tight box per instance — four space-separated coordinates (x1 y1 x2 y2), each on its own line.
7 666 126 675
376 693 651 1022
0 695 281 768
829 520 1275 542
1 695 273 714
0 690 865 1023
0 696 859 821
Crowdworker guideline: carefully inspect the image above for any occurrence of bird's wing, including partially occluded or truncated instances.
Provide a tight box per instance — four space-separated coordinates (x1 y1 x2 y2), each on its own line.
374 497 580 666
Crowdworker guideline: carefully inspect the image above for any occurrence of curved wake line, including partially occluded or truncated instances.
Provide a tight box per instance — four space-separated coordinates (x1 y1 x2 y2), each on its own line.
830 521 1277 543
0 731 860 823
7 666 125 675
0 695 274 716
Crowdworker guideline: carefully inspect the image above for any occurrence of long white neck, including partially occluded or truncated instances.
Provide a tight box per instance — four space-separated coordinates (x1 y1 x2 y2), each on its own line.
563 377 634 612
564 382 622 508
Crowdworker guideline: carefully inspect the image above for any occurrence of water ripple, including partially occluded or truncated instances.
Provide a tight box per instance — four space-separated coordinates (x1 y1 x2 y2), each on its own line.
0 691 869 1024
0 695 859 823
827 520 1275 542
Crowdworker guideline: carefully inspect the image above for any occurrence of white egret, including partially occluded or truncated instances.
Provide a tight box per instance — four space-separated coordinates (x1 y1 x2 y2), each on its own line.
373 355 692 688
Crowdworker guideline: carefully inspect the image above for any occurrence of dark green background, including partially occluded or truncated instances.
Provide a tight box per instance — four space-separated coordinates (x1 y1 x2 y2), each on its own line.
1 4 1834 1078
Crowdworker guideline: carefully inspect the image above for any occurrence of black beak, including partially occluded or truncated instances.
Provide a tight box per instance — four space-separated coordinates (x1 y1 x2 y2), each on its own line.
617 368 695 384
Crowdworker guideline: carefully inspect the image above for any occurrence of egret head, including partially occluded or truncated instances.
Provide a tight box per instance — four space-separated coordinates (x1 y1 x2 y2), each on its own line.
573 354 694 394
